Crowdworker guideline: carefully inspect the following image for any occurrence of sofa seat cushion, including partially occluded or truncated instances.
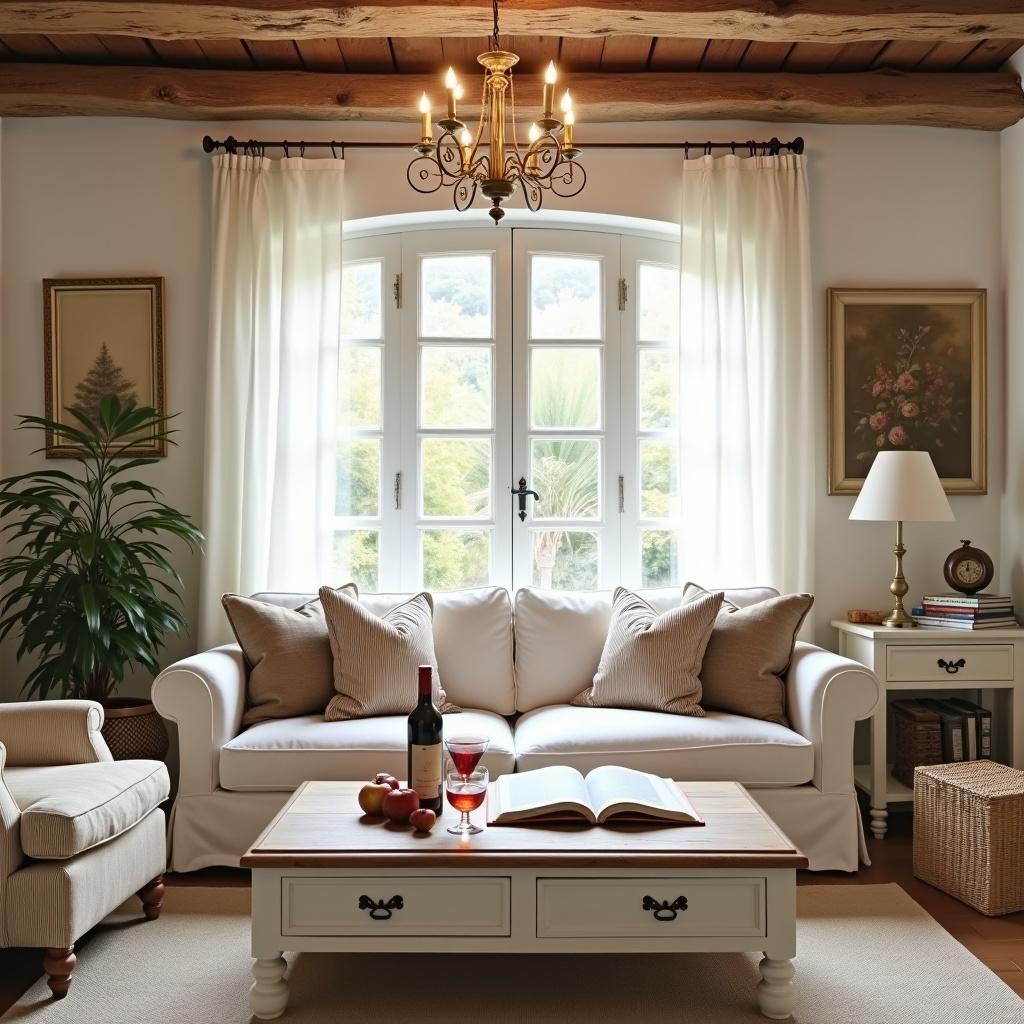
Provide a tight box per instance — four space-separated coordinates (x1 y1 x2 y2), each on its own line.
512 706 813 786
5 759 170 859
220 709 516 792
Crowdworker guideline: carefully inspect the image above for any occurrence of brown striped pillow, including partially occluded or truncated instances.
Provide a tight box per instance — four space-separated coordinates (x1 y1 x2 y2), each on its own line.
320 586 459 721
571 587 724 716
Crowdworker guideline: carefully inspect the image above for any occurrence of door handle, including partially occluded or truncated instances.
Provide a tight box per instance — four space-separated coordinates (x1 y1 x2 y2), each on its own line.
511 477 540 522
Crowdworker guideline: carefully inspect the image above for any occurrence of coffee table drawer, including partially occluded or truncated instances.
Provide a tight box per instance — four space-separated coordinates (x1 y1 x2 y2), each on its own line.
886 644 1012 683
536 877 765 939
282 876 511 937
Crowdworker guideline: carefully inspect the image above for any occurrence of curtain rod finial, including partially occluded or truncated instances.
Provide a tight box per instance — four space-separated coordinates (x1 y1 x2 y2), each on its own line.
202 135 217 153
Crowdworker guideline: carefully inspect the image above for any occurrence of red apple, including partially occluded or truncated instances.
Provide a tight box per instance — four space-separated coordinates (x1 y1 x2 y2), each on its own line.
382 788 420 824
357 782 392 816
409 808 436 833
374 772 400 791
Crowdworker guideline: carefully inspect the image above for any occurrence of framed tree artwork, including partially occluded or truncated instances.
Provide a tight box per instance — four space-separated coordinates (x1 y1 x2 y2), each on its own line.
43 277 166 458
828 288 986 495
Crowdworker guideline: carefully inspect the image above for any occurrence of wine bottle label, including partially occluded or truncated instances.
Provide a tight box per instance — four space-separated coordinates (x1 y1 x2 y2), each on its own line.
410 743 442 799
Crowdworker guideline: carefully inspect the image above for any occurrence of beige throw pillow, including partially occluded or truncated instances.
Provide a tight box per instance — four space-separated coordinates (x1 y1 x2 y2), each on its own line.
223 585 357 728
571 587 723 716
319 586 458 720
682 582 814 726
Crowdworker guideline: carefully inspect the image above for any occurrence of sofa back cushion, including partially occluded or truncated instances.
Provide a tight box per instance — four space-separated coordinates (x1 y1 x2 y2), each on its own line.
513 586 779 712
251 586 515 715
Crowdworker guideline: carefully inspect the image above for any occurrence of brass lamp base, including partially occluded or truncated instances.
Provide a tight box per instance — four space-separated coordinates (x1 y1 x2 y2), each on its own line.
883 519 917 628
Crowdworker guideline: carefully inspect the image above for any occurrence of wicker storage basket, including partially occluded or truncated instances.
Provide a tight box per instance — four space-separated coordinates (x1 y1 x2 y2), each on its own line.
913 761 1024 916
100 698 169 762
892 700 944 788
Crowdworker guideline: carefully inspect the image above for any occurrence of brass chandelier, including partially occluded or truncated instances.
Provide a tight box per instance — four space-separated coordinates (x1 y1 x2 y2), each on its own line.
408 0 585 223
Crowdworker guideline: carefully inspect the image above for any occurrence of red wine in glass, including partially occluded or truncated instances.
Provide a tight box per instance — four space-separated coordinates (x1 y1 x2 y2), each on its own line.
446 767 488 835
445 736 489 780
447 782 487 813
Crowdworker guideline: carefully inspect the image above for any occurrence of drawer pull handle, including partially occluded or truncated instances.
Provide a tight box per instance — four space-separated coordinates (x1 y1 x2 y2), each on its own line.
642 895 688 922
937 657 966 674
358 895 404 921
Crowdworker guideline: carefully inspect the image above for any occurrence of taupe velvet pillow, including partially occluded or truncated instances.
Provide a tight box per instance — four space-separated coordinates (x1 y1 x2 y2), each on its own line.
682 582 814 727
223 584 357 728
319 586 459 721
571 587 724 716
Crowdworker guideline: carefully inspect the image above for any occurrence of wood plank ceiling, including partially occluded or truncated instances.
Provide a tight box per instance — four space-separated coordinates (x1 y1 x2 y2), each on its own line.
0 33 1019 75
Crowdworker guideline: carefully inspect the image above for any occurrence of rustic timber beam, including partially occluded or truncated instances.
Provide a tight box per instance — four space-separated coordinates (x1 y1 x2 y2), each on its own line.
3 1 1024 44
0 64 1020 130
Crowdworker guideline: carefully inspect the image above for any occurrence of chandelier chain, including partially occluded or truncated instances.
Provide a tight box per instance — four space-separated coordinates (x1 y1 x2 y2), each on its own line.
491 0 500 50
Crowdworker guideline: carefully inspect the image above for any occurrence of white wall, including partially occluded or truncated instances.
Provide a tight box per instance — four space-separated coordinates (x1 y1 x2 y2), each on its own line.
1002 55 1024 616
0 115 1005 698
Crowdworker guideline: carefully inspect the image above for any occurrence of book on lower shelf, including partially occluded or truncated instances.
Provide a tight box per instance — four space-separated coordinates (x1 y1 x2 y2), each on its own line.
487 765 705 827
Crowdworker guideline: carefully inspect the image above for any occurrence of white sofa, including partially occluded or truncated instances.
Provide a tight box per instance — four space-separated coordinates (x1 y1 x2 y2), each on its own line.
152 585 880 873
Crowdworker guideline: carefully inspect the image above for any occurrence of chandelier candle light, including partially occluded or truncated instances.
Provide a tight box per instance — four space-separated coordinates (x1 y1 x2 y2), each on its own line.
408 0 585 223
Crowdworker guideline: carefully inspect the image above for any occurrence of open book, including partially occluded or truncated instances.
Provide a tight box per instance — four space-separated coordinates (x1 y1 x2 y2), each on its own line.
487 765 704 827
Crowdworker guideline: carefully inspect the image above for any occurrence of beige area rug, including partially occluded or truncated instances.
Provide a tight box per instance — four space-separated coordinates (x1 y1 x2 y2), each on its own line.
3 884 1022 1024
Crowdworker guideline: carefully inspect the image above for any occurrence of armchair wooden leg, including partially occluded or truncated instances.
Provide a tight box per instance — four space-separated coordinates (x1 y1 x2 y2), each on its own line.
43 946 75 1000
138 874 165 921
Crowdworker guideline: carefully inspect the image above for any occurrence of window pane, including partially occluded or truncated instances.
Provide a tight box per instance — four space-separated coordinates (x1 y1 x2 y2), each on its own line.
641 530 679 588
422 529 490 590
333 529 379 592
339 347 382 429
530 255 601 339
421 438 491 518
640 439 679 519
341 260 382 340
531 438 600 520
336 439 380 517
420 254 492 338
530 347 600 429
638 262 680 343
532 530 599 590
638 349 678 431
421 346 492 428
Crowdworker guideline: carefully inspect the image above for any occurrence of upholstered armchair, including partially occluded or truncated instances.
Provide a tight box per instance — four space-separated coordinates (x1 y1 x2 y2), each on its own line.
0 700 169 998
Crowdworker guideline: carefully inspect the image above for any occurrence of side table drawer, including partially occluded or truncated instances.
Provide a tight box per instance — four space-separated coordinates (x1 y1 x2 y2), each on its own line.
282 876 511 937
536 877 765 939
887 644 1012 683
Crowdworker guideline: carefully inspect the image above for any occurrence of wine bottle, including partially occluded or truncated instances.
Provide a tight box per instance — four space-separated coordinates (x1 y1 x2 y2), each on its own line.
408 664 443 813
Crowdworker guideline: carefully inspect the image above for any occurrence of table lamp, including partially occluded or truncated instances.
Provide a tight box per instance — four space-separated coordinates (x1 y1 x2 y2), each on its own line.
849 450 954 628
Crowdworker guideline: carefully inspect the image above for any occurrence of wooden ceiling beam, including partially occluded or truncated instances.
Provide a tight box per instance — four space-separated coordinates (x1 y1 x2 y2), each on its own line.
4 2 1024 44
0 63 1019 130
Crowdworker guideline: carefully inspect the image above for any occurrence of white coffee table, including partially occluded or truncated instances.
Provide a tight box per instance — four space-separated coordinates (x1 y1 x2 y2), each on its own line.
242 779 804 1020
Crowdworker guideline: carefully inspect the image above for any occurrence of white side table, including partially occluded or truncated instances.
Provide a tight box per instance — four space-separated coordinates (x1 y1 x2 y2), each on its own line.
832 620 1024 840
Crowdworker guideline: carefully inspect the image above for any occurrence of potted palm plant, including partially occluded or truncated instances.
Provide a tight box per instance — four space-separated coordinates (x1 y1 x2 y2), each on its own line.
0 395 204 760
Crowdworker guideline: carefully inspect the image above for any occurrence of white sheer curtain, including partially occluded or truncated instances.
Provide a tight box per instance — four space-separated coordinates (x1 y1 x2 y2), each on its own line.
198 155 345 647
678 153 814 594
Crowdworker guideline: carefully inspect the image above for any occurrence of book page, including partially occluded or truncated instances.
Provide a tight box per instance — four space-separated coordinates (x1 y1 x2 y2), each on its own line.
584 765 697 821
494 765 593 820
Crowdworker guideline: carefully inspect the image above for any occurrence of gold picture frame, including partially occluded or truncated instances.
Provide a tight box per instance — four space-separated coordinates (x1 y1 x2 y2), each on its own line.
827 288 986 495
43 277 166 458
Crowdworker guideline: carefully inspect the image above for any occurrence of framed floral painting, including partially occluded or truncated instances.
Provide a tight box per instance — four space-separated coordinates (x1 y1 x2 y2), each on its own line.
827 288 986 495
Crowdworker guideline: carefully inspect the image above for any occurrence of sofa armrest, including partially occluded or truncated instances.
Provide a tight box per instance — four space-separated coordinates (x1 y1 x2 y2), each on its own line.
786 642 880 794
152 645 247 796
0 700 112 766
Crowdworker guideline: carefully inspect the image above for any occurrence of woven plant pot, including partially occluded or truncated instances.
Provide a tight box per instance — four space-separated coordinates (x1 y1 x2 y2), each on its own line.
100 697 169 762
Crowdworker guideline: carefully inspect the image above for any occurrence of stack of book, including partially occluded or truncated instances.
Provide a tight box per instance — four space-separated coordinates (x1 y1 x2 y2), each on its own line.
913 593 1019 629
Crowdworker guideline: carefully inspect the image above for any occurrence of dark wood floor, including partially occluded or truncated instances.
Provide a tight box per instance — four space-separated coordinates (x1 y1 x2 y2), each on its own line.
1 809 1021 1014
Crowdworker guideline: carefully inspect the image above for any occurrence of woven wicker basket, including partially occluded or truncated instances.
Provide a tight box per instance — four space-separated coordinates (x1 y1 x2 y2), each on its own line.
100 698 169 762
913 761 1024 916
892 700 944 788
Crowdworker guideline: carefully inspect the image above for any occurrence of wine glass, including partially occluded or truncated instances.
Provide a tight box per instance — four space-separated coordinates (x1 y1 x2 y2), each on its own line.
445 736 489 781
446 766 488 835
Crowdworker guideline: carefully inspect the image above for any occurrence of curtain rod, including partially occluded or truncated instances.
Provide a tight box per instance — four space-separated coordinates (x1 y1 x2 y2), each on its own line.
201 134 804 157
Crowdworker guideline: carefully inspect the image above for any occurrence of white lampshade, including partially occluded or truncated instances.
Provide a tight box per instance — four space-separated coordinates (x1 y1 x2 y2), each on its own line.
849 451 954 523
